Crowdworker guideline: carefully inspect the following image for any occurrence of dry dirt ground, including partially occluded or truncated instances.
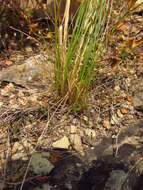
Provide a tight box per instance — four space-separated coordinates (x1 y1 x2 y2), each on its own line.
0 7 143 190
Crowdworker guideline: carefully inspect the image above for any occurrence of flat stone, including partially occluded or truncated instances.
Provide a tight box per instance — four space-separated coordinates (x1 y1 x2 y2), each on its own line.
0 53 54 88
114 85 120 92
70 125 77 134
110 115 119 125
70 134 84 156
103 119 110 129
12 152 27 160
52 136 70 149
84 129 96 138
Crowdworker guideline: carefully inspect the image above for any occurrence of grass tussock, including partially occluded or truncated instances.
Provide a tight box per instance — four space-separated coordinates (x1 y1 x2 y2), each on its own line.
54 0 113 111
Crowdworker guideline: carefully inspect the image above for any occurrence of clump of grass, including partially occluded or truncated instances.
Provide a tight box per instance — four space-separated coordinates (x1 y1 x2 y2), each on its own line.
54 0 113 111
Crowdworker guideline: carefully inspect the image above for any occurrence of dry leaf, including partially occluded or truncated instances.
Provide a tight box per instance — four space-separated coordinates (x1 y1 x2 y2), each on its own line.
121 107 128 114
5 60 13 66
47 32 53 39
127 0 138 8
127 95 132 102
117 109 124 118
114 85 120 92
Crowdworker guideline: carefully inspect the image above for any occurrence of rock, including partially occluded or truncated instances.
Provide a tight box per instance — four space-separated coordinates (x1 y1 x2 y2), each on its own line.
83 115 88 122
116 109 124 118
110 115 119 125
38 138 50 147
127 95 132 103
103 119 110 129
0 53 54 88
12 152 27 160
52 136 70 149
120 91 127 98
49 154 84 190
22 156 29 161
72 118 78 124
119 159 143 190
28 94 38 103
25 46 33 53
12 142 22 154
70 125 77 134
30 152 54 175
114 85 120 92
84 129 96 139
105 170 127 190
70 134 84 156
1 83 15 96
121 107 128 114
133 91 143 111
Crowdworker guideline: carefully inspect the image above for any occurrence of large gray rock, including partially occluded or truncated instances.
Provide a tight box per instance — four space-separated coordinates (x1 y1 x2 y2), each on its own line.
0 53 54 88
105 170 127 190
30 152 54 175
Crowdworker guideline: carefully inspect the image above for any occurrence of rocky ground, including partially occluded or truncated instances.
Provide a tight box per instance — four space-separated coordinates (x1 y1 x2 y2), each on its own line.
0 3 143 190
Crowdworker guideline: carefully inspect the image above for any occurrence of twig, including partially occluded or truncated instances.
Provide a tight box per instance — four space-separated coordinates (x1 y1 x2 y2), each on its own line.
19 95 68 190
9 26 40 44
114 129 121 157
3 127 11 190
